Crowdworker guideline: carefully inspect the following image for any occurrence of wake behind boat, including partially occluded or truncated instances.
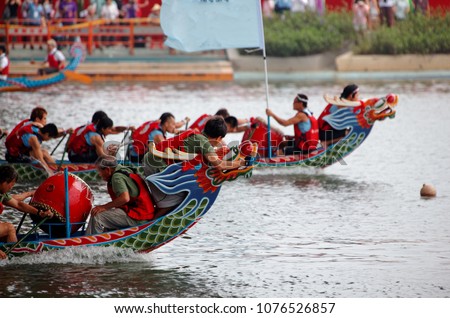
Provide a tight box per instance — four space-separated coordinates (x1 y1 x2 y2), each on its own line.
0 142 257 259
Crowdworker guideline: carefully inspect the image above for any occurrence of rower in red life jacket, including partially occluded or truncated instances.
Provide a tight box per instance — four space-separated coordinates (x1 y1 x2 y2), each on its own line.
5 123 60 174
317 84 364 148
85 155 161 235
143 117 247 214
37 39 66 75
129 112 178 163
266 93 319 156
5 107 48 148
67 116 114 163
190 108 250 133
0 45 9 81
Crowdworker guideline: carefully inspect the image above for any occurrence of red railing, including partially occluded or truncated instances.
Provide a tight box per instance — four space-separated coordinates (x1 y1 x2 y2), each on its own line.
0 17 165 55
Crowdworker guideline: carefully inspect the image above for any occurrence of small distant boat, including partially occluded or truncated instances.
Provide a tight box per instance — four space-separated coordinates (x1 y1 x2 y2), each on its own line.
0 43 89 93
0 143 257 259
242 94 398 168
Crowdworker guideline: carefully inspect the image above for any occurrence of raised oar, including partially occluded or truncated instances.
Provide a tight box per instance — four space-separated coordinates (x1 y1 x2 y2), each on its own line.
184 117 190 131
57 132 72 171
5 217 49 256
63 70 93 85
50 133 68 156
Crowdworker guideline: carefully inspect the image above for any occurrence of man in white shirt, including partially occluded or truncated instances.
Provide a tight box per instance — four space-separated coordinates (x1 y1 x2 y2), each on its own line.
37 39 66 75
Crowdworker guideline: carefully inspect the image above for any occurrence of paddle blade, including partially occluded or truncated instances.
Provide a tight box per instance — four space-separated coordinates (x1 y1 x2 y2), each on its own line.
63 71 92 85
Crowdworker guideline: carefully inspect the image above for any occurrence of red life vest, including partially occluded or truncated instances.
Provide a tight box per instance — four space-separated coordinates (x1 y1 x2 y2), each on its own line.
5 124 40 157
317 104 333 132
0 202 4 215
189 114 211 132
0 55 9 76
5 119 30 146
294 110 319 151
47 51 64 70
67 123 98 156
155 129 198 153
131 121 162 155
107 169 155 221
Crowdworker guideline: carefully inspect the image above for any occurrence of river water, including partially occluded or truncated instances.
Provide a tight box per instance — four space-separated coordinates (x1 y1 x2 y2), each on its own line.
0 80 449 298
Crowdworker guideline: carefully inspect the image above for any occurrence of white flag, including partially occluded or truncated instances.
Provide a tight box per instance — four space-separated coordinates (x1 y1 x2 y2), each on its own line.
160 0 264 52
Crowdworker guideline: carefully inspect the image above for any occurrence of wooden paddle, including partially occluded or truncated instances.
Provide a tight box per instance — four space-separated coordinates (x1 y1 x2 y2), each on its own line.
5 217 49 256
63 71 93 85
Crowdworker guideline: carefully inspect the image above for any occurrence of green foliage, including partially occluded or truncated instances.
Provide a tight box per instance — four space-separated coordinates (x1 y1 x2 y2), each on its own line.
241 11 449 57
256 10 356 57
353 12 450 55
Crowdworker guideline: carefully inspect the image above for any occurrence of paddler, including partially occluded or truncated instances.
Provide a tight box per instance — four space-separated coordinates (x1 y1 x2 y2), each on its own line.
317 84 363 148
67 116 115 163
5 123 60 174
143 116 250 214
266 93 319 155
129 112 178 163
0 165 53 259
85 155 161 235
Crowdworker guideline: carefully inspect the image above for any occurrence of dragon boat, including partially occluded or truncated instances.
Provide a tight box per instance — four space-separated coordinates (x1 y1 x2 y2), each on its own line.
0 142 257 259
0 43 88 93
242 93 398 168
0 160 132 183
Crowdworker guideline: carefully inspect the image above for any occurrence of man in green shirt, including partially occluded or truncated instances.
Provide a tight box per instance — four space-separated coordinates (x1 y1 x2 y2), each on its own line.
142 117 246 214
0 165 53 260
86 156 157 235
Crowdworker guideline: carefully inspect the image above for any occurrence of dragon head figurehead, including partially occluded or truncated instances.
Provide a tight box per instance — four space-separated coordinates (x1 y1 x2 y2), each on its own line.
361 93 398 126
323 93 399 131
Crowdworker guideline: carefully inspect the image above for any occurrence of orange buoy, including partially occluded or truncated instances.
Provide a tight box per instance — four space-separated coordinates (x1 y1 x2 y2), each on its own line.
420 184 437 197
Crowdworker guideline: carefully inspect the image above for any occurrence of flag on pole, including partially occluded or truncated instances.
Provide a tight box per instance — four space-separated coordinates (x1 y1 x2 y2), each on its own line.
160 0 264 52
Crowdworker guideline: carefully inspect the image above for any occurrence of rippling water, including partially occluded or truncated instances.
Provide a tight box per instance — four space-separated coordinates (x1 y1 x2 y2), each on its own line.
1 80 449 297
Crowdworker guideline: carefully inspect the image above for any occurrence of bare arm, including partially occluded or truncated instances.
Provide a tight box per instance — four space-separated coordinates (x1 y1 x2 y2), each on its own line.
91 134 107 157
5 197 53 218
266 109 306 127
91 192 130 216
29 136 53 173
205 152 245 171
12 190 35 202
153 134 165 144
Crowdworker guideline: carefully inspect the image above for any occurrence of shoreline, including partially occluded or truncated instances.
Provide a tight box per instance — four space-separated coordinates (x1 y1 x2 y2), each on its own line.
7 47 450 82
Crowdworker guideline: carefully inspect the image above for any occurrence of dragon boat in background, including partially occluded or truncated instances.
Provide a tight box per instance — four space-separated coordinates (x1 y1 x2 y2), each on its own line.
0 142 257 259
0 43 89 93
242 93 398 168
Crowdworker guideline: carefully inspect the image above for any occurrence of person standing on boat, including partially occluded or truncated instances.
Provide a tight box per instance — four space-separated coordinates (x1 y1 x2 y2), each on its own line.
318 84 363 148
143 117 248 214
37 39 66 75
67 116 115 163
0 165 53 259
266 94 319 155
85 155 159 235
129 112 178 163
0 45 10 81
5 123 59 174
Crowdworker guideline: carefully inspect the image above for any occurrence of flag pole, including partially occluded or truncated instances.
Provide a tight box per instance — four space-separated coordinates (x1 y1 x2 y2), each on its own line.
257 2 272 159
